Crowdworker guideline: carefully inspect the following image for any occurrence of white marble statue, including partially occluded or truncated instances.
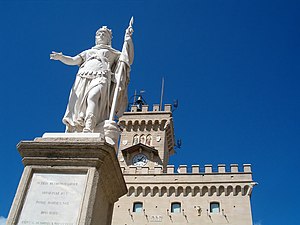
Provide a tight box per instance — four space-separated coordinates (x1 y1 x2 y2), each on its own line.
50 19 134 133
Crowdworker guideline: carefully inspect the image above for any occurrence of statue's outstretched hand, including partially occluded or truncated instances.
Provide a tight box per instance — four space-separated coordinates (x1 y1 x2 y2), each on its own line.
50 51 63 60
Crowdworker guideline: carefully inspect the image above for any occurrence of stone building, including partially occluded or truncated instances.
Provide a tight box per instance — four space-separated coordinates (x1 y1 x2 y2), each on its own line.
111 103 256 225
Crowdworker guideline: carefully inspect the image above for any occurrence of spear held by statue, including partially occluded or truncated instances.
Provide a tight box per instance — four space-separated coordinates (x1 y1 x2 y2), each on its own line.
109 17 134 121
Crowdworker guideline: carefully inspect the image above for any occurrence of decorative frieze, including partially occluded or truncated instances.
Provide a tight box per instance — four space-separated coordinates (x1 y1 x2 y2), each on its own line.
119 119 169 131
126 184 255 197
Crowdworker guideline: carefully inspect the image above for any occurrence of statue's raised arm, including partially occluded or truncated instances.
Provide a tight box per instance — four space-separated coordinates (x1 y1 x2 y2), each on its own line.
110 17 135 120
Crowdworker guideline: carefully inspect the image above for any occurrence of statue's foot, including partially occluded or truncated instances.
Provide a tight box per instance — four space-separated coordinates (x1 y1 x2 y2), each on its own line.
65 124 75 133
83 113 96 133
83 128 92 133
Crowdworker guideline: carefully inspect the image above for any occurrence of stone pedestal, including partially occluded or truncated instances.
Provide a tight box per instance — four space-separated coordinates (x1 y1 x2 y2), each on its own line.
7 134 127 225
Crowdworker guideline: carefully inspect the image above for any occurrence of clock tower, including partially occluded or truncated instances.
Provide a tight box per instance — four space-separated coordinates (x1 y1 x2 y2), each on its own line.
117 103 175 171
113 102 256 225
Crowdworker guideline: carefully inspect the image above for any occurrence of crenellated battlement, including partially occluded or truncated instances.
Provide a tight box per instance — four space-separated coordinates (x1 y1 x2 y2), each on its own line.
121 164 252 174
128 104 172 113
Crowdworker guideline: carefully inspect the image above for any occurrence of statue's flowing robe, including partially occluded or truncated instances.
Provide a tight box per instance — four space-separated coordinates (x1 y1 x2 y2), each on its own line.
62 38 134 132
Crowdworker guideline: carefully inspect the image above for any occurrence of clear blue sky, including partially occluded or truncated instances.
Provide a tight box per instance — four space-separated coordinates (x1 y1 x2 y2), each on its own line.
0 0 299 224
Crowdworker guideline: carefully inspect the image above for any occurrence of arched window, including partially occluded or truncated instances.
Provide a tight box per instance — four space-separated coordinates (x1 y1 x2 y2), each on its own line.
133 134 139 145
146 134 152 146
140 135 146 144
171 202 181 213
133 202 143 213
210 202 220 214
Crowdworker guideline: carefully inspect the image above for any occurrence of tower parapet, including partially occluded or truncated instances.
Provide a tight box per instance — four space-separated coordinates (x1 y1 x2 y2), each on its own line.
129 104 172 113
121 164 252 174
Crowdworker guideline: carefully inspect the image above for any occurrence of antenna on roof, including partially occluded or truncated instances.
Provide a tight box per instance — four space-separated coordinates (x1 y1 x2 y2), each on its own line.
159 77 164 110
133 89 137 104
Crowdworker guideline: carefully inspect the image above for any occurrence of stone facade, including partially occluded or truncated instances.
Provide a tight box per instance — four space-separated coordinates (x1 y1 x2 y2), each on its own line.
111 104 255 225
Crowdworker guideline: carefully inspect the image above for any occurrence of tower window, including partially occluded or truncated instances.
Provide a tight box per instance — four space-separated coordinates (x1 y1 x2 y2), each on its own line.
146 134 152 146
133 202 143 213
171 202 181 213
210 202 220 214
133 134 139 145
140 135 146 144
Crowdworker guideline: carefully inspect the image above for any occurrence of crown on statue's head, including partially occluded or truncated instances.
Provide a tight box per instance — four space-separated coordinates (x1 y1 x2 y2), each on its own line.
96 26 113 40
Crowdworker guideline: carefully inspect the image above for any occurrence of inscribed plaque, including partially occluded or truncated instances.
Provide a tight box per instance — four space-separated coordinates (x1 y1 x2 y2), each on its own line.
17 173 87 225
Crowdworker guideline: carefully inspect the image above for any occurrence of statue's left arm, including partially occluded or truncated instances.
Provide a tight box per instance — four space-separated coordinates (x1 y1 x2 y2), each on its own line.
109 18 134 119
119 25 134 68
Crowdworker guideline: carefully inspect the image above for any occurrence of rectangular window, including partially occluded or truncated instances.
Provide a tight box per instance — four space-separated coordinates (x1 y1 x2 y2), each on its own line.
133 202 143 213
171 202 181 213
210 202 220 214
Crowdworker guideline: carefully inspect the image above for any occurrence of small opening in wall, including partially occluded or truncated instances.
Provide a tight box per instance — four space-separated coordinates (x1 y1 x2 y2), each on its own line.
210 202 220 214
133 202 143 213
171 202 181 213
